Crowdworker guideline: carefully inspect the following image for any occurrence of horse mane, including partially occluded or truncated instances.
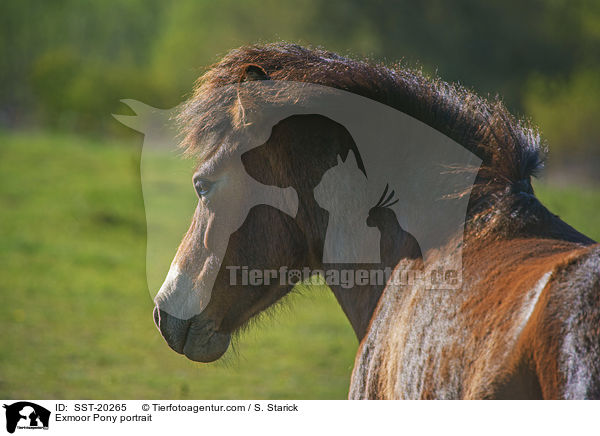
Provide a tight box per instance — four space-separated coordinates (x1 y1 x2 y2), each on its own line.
178 42 545 220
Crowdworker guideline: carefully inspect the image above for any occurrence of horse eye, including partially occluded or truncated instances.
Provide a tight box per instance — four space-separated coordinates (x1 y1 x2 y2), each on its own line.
194 179 214 197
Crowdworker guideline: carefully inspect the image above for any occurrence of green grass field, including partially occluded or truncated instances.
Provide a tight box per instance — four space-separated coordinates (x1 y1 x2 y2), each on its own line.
1 130 598 399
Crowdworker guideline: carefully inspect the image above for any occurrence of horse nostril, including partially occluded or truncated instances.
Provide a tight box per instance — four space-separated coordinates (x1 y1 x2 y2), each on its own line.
152 308 192 354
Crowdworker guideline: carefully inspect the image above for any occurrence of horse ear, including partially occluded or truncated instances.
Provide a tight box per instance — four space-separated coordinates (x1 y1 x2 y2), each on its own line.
337 155 343 165
239 64 270 82
232 64 271 126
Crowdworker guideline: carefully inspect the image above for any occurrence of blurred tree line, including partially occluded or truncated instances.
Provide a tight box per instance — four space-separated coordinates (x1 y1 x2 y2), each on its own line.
1 0 599 155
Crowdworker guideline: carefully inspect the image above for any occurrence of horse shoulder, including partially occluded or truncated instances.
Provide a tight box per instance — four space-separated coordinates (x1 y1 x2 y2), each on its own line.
518 243 600 399
349 240 600 399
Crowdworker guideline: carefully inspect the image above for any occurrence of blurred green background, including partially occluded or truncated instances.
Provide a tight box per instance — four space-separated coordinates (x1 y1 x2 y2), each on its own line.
0 0 598 399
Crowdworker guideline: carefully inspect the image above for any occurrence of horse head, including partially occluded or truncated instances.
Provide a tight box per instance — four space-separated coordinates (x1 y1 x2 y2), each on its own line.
152 91 365 361
146 51 481 361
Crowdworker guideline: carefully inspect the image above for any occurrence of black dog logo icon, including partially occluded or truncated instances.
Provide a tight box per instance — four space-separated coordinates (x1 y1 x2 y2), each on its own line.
3 402 50 433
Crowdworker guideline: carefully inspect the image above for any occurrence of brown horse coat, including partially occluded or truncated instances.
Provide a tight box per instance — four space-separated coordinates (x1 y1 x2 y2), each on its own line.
351 239 599 398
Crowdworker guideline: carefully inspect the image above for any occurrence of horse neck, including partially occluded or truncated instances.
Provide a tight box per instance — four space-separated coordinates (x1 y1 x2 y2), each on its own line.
296 191 328 266
294 190 383 341
328 280 384 341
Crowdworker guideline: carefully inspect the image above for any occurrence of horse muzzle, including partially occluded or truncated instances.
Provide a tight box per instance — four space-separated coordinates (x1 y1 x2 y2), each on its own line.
153 306 231 362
